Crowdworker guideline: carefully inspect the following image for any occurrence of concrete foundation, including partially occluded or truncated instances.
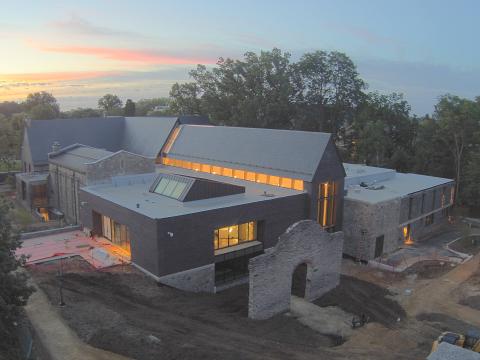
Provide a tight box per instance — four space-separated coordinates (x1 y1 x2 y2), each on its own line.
158 264 215 293
248 220 343 320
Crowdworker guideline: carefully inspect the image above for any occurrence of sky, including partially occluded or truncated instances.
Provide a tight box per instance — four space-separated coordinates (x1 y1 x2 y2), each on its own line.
0 0 478 115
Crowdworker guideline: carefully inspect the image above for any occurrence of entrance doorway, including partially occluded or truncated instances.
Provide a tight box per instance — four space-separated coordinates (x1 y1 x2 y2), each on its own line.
374 235 384 258
291 263 308 298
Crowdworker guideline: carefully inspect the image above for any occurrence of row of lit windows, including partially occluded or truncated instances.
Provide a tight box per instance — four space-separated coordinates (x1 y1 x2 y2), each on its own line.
161 157 304 191
214 221 257 250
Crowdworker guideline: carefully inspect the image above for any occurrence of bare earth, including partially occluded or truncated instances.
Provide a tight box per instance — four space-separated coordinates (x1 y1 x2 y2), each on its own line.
28 253 480 360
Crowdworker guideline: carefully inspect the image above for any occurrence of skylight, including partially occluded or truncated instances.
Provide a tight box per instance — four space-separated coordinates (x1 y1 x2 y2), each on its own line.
153 177 189 200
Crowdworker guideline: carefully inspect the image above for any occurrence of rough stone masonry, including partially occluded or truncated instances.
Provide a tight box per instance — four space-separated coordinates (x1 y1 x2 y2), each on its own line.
248 220 344 320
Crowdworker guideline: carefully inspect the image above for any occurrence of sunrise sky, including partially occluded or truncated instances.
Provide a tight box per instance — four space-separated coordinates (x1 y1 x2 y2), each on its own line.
1 0 478 115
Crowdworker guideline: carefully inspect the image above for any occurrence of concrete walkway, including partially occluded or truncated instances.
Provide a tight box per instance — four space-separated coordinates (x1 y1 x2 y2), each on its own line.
25 282 131 360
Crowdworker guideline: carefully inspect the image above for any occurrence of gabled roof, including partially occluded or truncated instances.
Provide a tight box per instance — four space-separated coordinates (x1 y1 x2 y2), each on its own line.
26 116 209 166
27 117 124 165
122 117 178 158
49 144 113 172
166 125 332 181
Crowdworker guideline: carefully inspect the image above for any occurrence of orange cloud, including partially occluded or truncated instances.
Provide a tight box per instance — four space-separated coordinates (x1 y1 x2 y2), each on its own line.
36 44 217 65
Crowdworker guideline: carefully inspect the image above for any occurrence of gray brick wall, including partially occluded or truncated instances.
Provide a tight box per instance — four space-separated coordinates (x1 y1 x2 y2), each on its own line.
248 220 343 320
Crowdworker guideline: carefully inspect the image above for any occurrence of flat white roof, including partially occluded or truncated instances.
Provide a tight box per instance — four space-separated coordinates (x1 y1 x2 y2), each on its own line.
343 163 453 204
82 168 304 219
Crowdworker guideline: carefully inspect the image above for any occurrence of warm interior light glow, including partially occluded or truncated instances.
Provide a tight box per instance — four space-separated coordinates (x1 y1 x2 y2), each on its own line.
403 225 414 245
322 182 328 226
161 156 304 191
214 221 257 250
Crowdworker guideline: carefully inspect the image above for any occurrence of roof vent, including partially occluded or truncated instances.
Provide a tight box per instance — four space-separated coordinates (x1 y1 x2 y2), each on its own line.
51 141 61 153
262 191 275 197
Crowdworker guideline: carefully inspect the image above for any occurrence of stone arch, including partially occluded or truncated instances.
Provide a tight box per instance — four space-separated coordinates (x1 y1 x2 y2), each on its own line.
248 220 343 320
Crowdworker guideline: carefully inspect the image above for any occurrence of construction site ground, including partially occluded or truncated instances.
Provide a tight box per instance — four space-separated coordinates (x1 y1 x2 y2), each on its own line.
27 249 480 360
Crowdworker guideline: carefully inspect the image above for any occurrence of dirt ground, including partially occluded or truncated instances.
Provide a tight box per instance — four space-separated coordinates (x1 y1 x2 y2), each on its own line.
28 256 480 360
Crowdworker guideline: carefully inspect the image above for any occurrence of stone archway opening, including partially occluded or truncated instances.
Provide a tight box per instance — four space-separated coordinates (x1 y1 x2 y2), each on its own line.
291 263 308 298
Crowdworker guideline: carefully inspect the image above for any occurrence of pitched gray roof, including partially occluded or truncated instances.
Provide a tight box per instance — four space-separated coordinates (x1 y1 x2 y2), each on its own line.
122 117 178 157
49 144 113 172
167 125 332 181
27 117 124 165
26 116 206 165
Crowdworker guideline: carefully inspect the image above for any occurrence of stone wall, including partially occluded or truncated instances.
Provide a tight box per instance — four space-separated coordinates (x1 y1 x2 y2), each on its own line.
342 197 401 260
248 220 343 320
85 151 155 185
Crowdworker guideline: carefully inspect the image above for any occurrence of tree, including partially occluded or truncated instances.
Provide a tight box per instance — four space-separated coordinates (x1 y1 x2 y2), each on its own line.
435 95 480 204
169 82 203 116
293 51 365 135
136 98 170 116
61 108 102 118
352 92 414 167
124 99 136 116
0 199 34 359
23 92 60 120
0 102 22 117
463 152 480 208
97 94 123 115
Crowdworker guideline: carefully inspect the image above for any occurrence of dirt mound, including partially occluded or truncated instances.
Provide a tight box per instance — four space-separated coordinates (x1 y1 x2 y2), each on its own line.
31 260 340 360
315 275 406 327
460 296 480 311
416 313 479 334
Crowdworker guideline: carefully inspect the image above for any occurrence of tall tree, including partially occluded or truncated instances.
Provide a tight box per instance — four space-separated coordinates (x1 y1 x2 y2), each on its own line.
463 152 480 208
435 95 480 204
0 199 34 359
23 91 60 120
124 99 136 116
293 51 365 135
98 94 123 115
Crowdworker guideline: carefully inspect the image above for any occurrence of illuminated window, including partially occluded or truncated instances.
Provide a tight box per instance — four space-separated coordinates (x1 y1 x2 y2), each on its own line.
233 169 245 179
268 175 280 186
256 173 267 184
317 181 337 231
101 215 131 254
161 156 304 191
403 224 413 245
246 172 256 181
201 164 211 173
214 221 257 250
293 180 304 191
280 177 292 188
222 167 233 177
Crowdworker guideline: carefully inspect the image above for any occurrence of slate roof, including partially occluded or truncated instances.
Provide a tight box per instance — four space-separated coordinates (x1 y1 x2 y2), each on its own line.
122 117 178 157
49 144 113 172
27 117 124 165
167 125 333 181
26 116 209 166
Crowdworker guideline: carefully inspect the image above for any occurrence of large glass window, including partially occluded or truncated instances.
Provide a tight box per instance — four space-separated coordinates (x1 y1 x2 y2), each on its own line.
317 181 337 231
160 156 304 191
214 221 257 250
101 215 131 253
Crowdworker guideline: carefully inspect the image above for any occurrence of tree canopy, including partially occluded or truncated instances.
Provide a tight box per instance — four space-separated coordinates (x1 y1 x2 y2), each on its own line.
98 94 123 115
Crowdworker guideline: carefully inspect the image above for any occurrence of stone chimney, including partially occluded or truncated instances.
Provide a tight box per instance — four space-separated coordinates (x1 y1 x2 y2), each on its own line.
51 141 61 153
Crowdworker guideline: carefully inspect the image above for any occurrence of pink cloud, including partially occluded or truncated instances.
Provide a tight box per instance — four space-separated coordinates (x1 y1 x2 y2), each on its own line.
35 43 217 65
